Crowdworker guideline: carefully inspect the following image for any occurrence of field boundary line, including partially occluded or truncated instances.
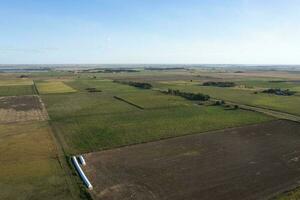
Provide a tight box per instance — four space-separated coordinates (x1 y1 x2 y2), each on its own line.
113 96 144 110
216 99 300 123
83 119 280 155
32 80 39 95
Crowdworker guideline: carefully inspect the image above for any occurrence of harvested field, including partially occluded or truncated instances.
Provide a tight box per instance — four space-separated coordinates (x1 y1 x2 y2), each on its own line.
0 95 48 123
85 120 300 200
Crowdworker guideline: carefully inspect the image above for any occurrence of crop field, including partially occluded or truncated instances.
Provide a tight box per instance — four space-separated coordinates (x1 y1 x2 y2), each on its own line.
115 90 188 109
41 79 272 154
0 121 73 200
0 85 35 96
36 81 77 94
84 120 300 200
0 95 48 123
0 68 299 200
156 81 300 116
236 80 300 91
0 79 33 86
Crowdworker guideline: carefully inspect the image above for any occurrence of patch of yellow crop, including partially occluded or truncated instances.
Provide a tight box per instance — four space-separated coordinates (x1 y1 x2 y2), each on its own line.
36 81 76 94
0 79 33 86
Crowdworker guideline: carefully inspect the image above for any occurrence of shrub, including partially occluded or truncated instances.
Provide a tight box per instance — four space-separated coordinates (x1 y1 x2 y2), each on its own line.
114 80 152 89
262 88 296 96
203 81 236 87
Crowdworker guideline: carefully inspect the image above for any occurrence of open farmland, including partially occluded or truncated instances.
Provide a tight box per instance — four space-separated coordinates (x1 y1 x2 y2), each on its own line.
0 79 33 86
0 68 299 200
84 120 300 200
156 80 300 116
41 79 272 154
0 85 35 96
3 0 300 199
0 121 73 200
36 81 77 94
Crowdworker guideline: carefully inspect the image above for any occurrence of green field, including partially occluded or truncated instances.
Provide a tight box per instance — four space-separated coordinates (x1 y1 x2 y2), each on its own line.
41 79 272 154
36 81 77 94
0 85 35 96
0 121 73 200
156 81 300 116
236 80 300 91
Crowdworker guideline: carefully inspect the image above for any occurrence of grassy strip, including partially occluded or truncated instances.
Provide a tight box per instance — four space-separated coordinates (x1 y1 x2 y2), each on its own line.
32 80 39 95
273 186 300 200
48 120 93 200
214 99 300 123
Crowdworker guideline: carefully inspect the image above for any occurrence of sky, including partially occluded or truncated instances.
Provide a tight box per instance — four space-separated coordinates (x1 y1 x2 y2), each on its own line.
1 0 300 64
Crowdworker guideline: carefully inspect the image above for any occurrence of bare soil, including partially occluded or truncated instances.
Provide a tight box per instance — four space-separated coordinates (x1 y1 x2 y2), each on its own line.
84 120 300 200
0 95 49 123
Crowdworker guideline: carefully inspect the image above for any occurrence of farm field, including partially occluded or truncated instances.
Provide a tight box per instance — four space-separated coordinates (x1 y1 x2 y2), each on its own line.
0 68 299 200
36 81 77 94
0 95 48 123
41 79 272 154
0 121 73 200
3 0 300 199
0 85 35 96
0 78 33 86
0 74 78 200
84 120 300 200
156 80 300 116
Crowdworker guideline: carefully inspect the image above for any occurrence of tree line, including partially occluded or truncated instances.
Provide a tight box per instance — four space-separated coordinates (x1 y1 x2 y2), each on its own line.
203 81 236 87
162 88 210 101
262 88 296 96
114 80 152 89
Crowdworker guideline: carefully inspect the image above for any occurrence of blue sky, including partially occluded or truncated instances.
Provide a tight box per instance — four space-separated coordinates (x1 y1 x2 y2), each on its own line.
1 0 300 64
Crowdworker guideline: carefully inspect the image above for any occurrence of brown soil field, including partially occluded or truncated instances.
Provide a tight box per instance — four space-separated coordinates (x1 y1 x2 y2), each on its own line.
84 120 300 200
0 95 49 123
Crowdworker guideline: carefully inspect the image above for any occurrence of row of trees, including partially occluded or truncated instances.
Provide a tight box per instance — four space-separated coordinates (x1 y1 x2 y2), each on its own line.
114 80 153 89
262 88 296 96
163 89 210 101
203 81 236 87
85 88 102 93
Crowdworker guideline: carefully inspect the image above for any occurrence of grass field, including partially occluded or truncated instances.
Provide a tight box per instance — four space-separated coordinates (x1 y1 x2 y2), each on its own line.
36 81 77 94
236 80 300 90
0 121 73 200
0 85 35 96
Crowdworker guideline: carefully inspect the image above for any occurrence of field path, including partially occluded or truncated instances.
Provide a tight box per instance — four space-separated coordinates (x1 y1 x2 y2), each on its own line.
221 100 300 123
154 88 300 123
